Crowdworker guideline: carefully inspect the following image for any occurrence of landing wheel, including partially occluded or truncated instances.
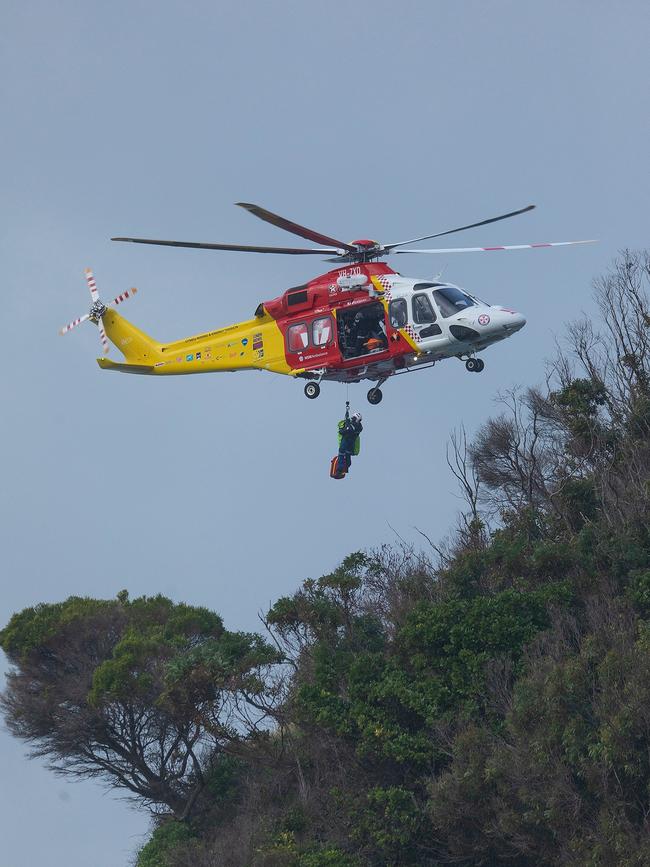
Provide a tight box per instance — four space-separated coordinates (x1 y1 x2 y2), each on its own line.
304 382 320 399
475 358 485 372
465 358 484 373
367 387 383 405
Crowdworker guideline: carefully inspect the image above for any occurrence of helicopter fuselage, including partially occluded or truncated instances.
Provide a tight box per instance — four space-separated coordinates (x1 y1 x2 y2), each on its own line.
97 261 525 398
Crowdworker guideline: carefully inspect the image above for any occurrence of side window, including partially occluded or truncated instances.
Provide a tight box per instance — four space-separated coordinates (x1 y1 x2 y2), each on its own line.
389 298 408 329
312 316 333 347
412 293 436 324
287 322 309 352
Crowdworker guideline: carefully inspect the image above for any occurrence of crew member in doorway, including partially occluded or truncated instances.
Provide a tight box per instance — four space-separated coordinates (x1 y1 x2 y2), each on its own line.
353 310 387 354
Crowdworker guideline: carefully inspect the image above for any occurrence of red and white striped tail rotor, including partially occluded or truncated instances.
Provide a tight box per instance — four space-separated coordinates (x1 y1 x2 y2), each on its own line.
97 319 110 355
59 268 138 356
85 268 100 303
59 313 91 335
110 287 138 306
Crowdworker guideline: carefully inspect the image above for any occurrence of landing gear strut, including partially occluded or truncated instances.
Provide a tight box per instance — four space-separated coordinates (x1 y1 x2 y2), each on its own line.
368 376 388 406
465 358 484 373
367 376 388 405
304 382 320 399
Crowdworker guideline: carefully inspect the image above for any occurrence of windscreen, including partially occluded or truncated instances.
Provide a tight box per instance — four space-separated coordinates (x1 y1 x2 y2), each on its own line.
432 286 476 318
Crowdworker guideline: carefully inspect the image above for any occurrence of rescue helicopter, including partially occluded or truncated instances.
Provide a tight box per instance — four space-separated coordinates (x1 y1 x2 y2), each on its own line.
60 203 594 405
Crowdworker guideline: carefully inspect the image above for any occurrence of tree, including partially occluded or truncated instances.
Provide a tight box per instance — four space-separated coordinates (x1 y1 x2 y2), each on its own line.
0 592 281 819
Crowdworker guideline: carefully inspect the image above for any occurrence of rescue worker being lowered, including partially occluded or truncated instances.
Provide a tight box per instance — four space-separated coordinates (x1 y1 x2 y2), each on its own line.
330 402 363 479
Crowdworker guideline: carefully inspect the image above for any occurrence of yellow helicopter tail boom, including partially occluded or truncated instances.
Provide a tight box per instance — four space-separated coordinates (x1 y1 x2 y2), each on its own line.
100 308 162 366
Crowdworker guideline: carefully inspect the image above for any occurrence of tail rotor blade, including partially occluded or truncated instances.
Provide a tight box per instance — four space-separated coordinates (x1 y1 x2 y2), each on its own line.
108 287 138 307
59 313 91 335
98 319 110 355
85 268 100 303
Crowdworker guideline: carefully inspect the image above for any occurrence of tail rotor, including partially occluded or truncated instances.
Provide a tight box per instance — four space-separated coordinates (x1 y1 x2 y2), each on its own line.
97 318 110 355
59 269 138 355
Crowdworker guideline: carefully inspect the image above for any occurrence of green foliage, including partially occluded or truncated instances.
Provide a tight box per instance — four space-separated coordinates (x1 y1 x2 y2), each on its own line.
256 835 359 867
88 626 161 705
0 596 113 660
256 829 300 865
296 584 570 769
136 821 196 867
204 753 243 804
553 377 606 416
627 570 650 617
298 849 359 866
280 806 307 835
340 786 423 863
556 476 599 527
267 553 378 644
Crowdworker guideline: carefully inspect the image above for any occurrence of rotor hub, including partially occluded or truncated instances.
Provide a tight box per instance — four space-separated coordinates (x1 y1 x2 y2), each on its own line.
333 239 385 264
89 300 107 321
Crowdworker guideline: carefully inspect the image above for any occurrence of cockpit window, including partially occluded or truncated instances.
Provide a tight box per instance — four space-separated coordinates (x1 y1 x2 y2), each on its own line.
432 287 476 318
412 293 436 324
389 298 408 329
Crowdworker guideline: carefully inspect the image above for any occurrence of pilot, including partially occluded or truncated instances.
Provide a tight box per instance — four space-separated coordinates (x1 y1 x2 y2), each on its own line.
336 409 363 477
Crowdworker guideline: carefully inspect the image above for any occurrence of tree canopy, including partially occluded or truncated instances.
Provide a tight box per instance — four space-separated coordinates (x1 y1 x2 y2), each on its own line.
0 592 281 820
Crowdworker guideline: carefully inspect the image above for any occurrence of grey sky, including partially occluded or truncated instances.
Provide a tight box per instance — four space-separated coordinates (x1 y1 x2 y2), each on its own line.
1 1 649 864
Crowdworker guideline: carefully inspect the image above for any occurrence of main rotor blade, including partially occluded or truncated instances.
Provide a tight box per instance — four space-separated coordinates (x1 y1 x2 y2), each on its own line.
236 202 356 253
111 237 340 255
385 205 536 251
395 239 597 254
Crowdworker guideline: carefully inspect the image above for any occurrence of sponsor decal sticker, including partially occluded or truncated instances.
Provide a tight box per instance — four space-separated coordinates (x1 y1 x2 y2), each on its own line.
196 351 201 360
252 332 263 350
186 353 194 361
241 338 248 346
478 314 490 326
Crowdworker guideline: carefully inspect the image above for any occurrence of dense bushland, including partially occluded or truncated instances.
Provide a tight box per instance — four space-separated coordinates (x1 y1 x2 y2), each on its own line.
3 251 650 866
